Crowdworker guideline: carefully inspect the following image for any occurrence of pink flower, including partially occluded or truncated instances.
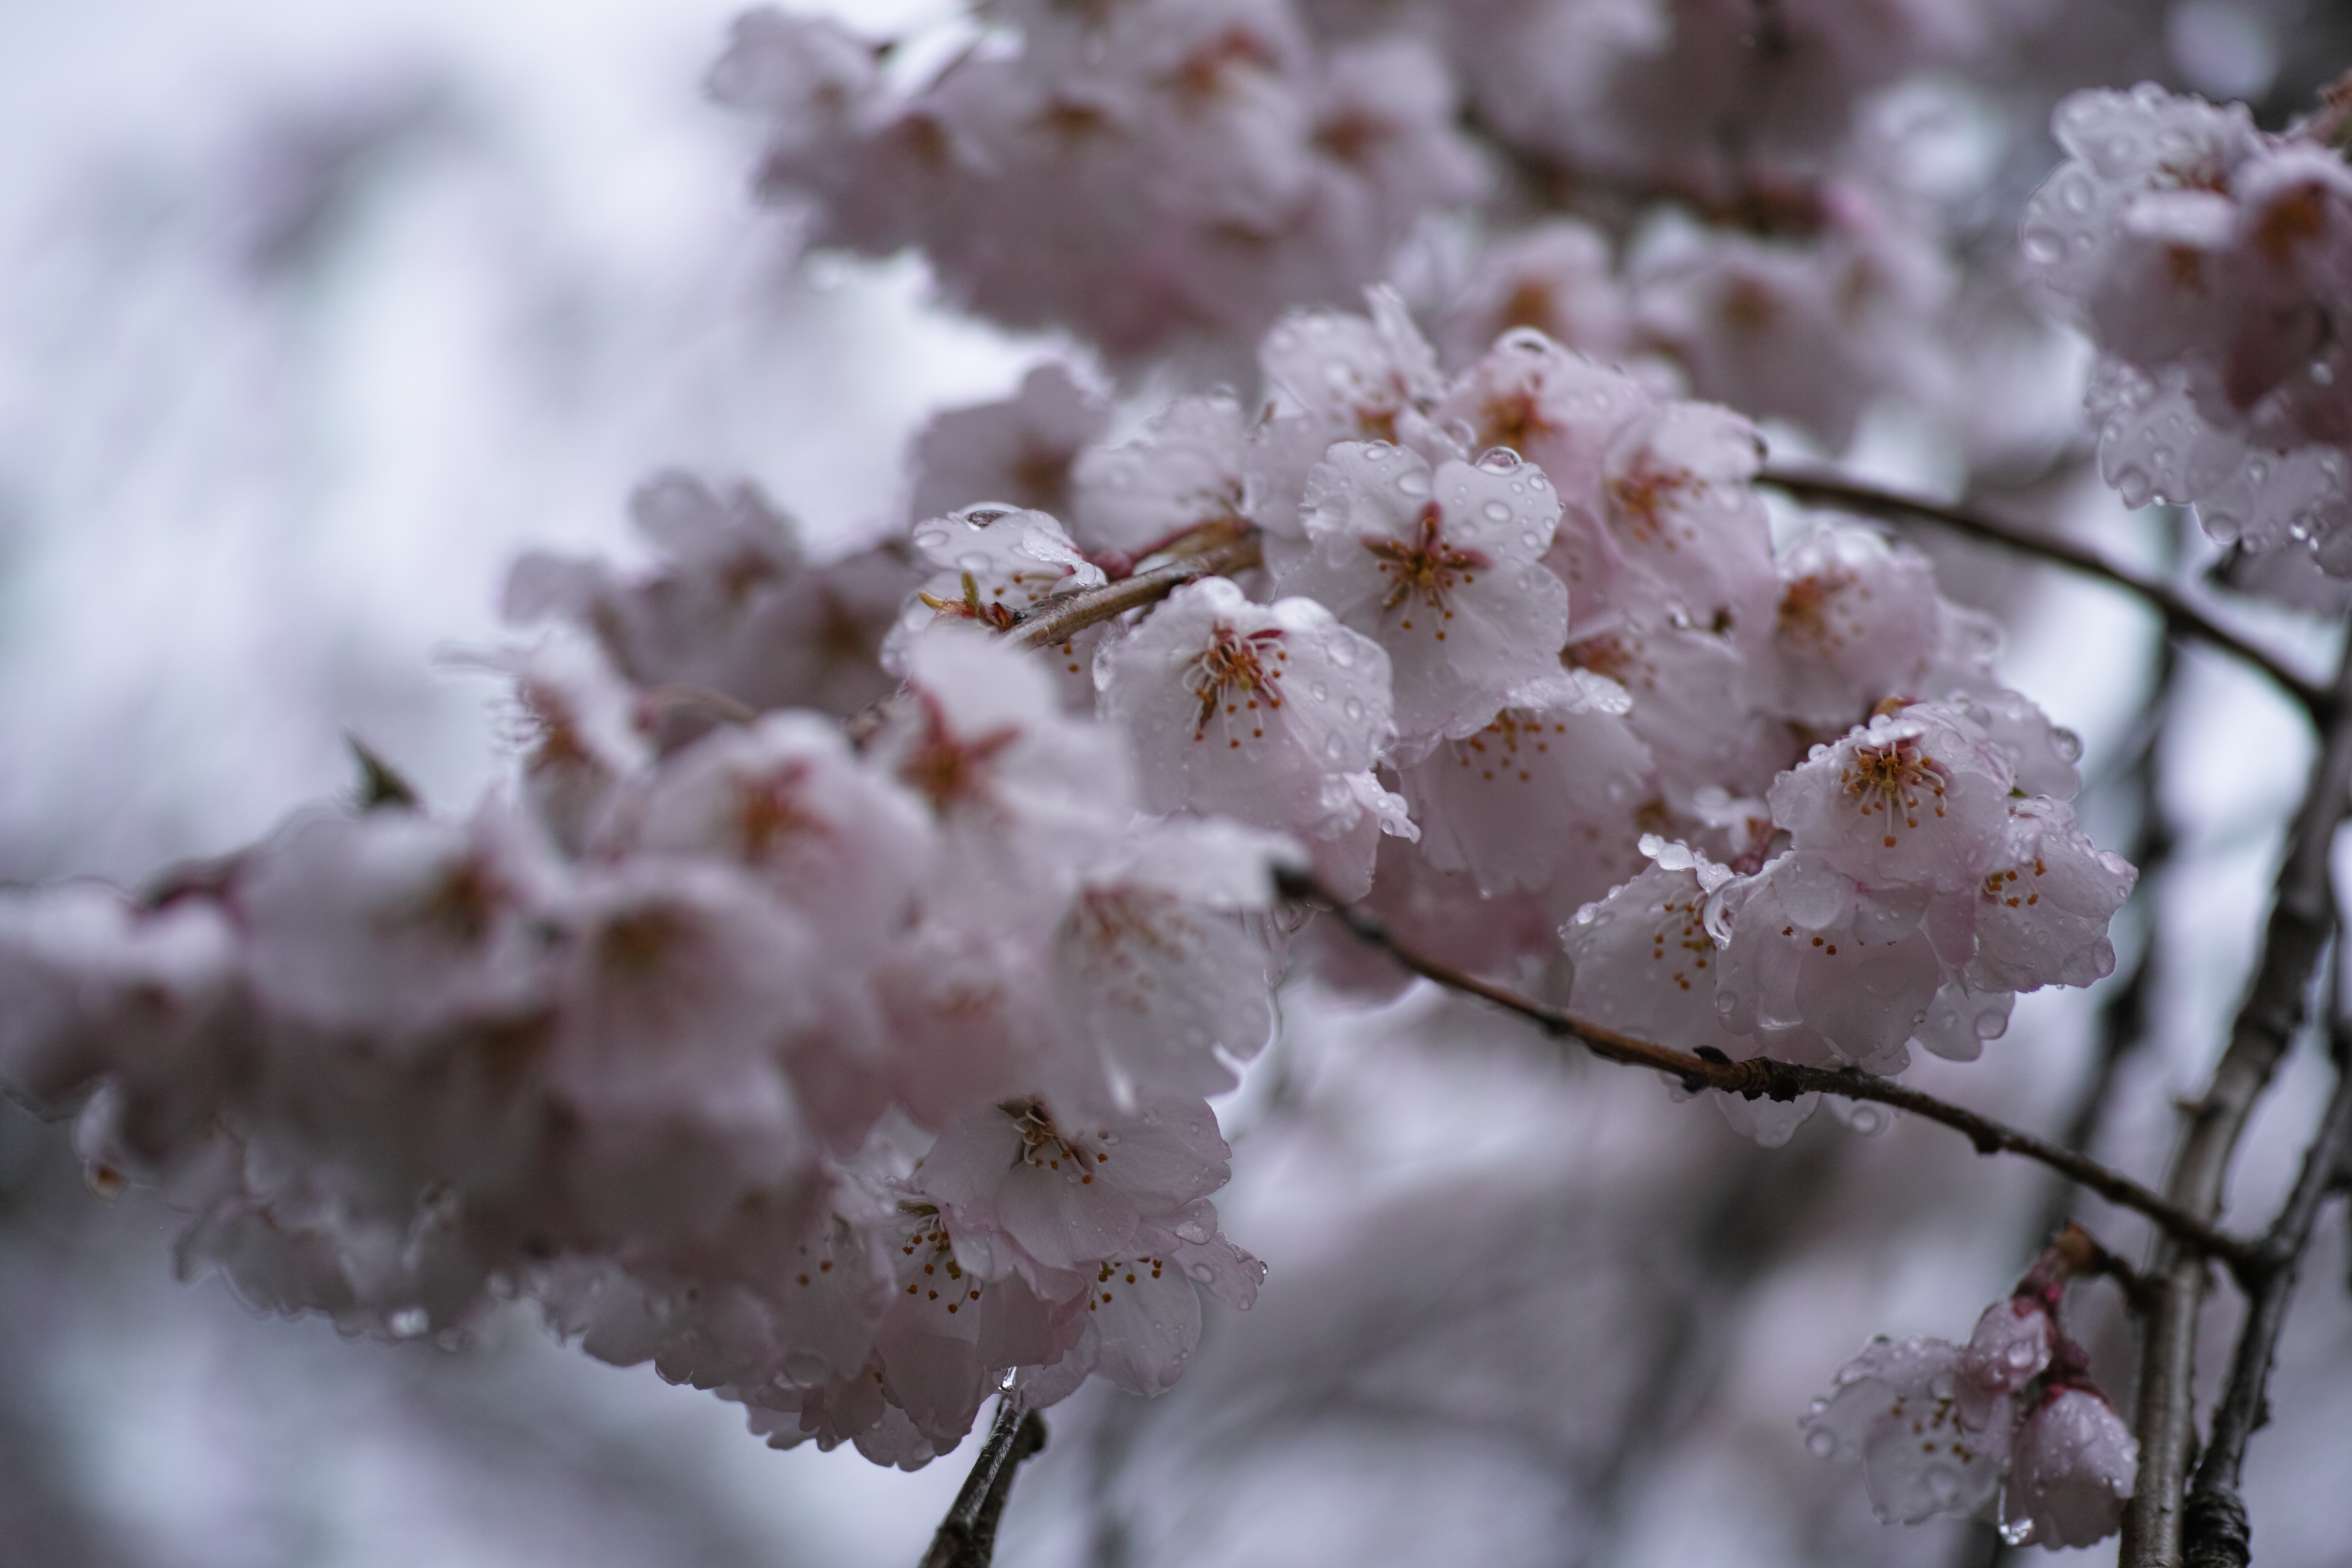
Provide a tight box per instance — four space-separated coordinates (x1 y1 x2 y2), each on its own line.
2002 1386 2139 1548
1072 394 1258 557
1401 671 1650 897
1435 218 1634 367
598 711 933 959
503 469 908 732
913 1097 1232 1276
1802 1298 2056 1527
871 630 1135 933
1050 818 1296 1109
1714 852 1944 1074
1281 440 1570 745
1096 575 1395 830
1967 798 2137 994
906 362 1112 526
1763 522 1946 727
1767 703 2016 894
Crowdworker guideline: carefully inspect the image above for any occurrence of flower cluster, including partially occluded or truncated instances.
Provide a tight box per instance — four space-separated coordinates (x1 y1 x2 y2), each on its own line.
891 289 2132 1149
1803 1235 2140 1547
2023 84 2352 586
0 604 1287 1468
709 3 1483 365
708 4 1988 442
0 274 2138 1477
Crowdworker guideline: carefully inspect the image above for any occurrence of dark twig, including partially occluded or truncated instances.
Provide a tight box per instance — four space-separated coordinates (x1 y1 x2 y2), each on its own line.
920 1396 1049 1568
1275 868 2261 1271
2122 633 2352 1567
1007 531 1263 652
1757 467 2326 715
2178 1018 2352 1567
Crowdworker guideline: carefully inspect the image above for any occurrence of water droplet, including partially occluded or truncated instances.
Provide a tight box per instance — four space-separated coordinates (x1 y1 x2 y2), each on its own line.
2112 465 2153 509
1396 469 1431 498
388 1307 430 1340
1805 1427 1839 1459
1482 499 1514 523
1310 681 1330 702
1473 446 1524 474
2051 726 2082 764
1342 697 1366 721
1999 1518 2035 1547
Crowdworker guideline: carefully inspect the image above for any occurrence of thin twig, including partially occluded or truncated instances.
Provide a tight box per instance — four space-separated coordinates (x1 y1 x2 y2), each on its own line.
1756 467 2326 715
2121 633 2352 1567
2179 1016 2352 1567
1274 868 2261 1271
920 1396 1049 1568
1007 532 1263 652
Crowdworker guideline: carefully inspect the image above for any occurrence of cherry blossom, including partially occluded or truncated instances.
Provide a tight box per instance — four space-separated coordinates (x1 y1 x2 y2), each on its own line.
2023 84 2352 582
2002 1386 2140 1548
1096 575 1396 832
1280 440 1570 745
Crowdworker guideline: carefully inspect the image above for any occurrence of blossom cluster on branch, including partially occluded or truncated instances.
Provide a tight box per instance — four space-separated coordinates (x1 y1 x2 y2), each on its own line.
4 3 2348 1560
1803 1230 2139 1548
0 272 2138 1486
2024 84 2352 588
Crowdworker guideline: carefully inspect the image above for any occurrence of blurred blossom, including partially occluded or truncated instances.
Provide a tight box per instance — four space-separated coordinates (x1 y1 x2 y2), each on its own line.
0 3 2348 1568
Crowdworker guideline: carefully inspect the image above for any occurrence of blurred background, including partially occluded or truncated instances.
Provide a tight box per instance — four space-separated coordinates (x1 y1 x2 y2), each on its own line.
1 2 2346 1565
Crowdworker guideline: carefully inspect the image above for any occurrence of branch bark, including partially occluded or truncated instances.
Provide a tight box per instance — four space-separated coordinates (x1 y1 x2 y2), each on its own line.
2120 632 2352 1568
1274 868 2260 1271
1756 467 2326 715
920 1396 1049 1568
1008 531 1263 652
2178 1018 2352 1568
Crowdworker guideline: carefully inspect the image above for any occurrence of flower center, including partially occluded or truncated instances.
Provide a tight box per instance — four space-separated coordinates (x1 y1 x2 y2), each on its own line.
1841 734 1951 848
1187 622 1288 747
1363 500 1488 635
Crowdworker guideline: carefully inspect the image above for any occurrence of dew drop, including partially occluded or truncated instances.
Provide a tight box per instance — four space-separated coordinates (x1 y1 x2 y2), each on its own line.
2051 726 2082 764
388 1307 430 1340
1805 1427 1839 1460
1473 446 1524 474
1482 499 1514 523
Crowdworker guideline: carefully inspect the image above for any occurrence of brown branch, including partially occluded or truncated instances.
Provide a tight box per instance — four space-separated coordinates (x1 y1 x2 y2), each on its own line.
2179 1015 2352 1568
1273 868 2261 1271
1007 531 1264 652
919 1396 1048 1568
1756 466 2326 715
2121 632 2352 1568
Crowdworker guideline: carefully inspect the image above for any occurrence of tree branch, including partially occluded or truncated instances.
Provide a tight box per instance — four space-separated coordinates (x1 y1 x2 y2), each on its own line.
1756 467 2326 716
1273 868 2261 1271
2179 1014 2352 1568
2121 632 2352 1568
920 1396 1049 1568
1008 532 1264 653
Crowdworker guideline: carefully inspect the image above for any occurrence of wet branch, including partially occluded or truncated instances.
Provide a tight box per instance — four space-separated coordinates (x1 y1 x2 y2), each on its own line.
1273 868 2260 1271
2121 632 2352 1567
2179 1013 2352 1568
1008 531 1263 652
919 1396 1049 1568
1757 467 2326 715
